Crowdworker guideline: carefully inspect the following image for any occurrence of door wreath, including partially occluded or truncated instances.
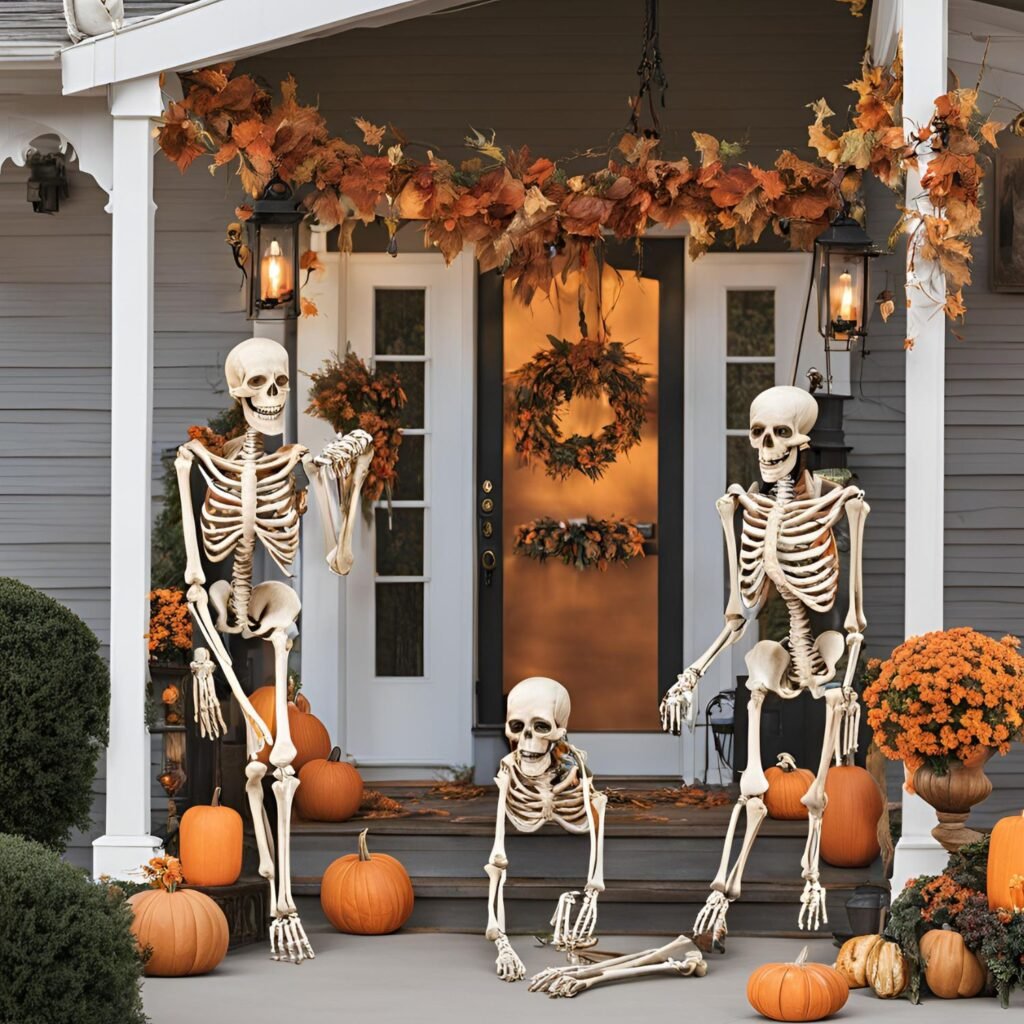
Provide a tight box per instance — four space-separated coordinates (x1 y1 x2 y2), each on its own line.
507 335 648 481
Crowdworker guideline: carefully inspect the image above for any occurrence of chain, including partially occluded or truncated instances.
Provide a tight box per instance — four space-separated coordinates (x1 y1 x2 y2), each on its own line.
628 0 669 138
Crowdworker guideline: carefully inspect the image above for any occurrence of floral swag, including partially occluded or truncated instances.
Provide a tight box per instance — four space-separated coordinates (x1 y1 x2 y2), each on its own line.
513 516 646 571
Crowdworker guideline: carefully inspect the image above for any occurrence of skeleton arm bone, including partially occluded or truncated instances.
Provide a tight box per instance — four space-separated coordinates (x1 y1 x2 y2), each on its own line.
661 491 759 734
175 443 207 587
837 492 870 756
485 766 525 981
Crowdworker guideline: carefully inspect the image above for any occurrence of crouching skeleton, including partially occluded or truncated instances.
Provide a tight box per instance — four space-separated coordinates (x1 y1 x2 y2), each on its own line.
176 337 374 963
484 677 612 982
529 385 867 996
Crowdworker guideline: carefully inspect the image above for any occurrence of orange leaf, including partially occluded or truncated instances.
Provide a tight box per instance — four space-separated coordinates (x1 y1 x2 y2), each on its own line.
354 117 386 147
300 250 324 273
980 120 1005 148
301 297 319 318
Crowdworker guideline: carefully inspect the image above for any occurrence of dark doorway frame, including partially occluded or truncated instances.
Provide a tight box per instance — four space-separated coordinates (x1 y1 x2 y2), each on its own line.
474 239 684 730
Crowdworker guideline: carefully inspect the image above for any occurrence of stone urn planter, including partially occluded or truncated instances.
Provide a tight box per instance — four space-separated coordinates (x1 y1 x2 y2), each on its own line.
912 748 994 852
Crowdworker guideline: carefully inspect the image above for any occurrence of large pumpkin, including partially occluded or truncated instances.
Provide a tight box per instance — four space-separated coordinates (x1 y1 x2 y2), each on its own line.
866 939 909 999
764 753 813 820
919 928 985 999
179 787 243 887
835 933 883 989
747 946 849 1022
820 765 883 868
987 810 1024 912
320 829 414 934
129 888 229 976
249 685 331 771
297 747 364 822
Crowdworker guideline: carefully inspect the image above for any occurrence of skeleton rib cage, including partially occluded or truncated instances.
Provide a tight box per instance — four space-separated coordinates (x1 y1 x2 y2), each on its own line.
501 755 591 835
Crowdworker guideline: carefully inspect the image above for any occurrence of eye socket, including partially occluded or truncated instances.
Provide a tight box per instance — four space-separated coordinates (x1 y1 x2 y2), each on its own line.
508 719 524 733
275 375 290 387
247 375 267 388
533 720 551 733
776 426 793 438
750 426 765 438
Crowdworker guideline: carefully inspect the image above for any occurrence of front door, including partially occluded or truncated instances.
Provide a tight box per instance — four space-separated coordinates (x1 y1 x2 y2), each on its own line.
477 240 684 775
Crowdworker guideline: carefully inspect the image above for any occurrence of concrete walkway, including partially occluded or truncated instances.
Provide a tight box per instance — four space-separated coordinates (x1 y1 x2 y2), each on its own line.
143 920 1022 1024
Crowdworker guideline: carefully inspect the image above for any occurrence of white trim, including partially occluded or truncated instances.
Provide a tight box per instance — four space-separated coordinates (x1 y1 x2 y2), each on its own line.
893 0 948 892
61 0 468 95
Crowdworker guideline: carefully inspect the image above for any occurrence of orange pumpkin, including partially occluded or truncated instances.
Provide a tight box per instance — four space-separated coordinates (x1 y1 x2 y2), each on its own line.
320 829 414 934
297 747 364 822
820 764 883 868
129 888 229 976
179 787 243 887
919 928 985 999
747 946 849 1022
249 685 331 771
987 810 1024 911
764 753 813 820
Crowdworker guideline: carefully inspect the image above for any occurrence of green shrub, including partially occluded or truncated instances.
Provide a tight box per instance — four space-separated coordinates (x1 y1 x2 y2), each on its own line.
0 833 145 1024
0 578 109 849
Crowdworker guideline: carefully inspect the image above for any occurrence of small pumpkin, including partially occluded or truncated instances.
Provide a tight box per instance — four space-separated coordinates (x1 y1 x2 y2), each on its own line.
249 684 331 771
179 787 243 887
320 829 415 934
919 928 985 999
987 810 1024 912
747 945 849 1022
820 764 883 869
835 933 883 989
866 939 909 999
129 887 229 976
764 753 814 820
297 747 364 822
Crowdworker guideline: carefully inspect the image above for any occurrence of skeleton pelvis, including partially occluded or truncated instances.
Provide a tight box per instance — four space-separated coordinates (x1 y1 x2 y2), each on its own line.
210 579 300 638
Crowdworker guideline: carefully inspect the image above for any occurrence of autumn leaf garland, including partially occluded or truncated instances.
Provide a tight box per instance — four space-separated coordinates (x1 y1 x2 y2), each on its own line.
513 516 646 571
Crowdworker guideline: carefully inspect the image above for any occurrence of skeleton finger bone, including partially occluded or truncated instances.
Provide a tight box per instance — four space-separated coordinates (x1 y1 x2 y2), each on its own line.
494 934 525 982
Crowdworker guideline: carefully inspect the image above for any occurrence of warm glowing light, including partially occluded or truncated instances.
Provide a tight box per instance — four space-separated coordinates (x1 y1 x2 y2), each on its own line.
260 238 293 302
836 271 855 323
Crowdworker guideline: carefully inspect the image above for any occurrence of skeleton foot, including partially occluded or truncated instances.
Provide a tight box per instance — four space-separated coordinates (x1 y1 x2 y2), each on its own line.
798 880 828 931
270 913 315 963
693 890 731 953
494 934 525 982
551 889 599 953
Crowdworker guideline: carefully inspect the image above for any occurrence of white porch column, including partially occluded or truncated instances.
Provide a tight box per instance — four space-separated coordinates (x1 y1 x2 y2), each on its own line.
93 75 164 879
892 0 948 891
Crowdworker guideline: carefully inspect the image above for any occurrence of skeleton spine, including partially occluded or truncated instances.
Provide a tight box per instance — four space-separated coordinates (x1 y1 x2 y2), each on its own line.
230 428 264 630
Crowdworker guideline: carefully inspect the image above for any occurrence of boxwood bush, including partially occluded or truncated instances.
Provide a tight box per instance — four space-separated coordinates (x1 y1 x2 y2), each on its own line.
0 577 109 849
0 833 145 1024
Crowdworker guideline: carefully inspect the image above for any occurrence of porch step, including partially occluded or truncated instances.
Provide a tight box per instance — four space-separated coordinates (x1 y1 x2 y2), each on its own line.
292 877 859 937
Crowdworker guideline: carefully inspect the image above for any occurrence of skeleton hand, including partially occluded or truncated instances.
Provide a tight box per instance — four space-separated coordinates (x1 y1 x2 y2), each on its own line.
493 933 525 982
799 880 828 931
660 669 699 735
314 429 374 471
551 888 600 952
693 890 730 951
190 649 227 741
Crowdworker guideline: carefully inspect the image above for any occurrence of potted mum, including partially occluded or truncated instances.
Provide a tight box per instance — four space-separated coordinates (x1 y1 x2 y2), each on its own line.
864 628 1024 852
148 588 192 724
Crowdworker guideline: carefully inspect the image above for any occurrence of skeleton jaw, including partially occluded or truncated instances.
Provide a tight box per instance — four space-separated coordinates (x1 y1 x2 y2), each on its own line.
516 746 553 777
758 445 799 484
243 396 286 435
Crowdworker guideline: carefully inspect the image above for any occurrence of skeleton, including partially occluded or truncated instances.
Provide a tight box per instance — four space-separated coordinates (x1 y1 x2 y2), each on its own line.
484 677 609 982
529 385 866 996
176 337 374 964
190 647 226 740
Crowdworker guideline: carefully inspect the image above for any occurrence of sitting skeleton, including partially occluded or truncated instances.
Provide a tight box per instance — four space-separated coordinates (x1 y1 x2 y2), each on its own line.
176 337 374 963
530 385 866 995
484 677 609 982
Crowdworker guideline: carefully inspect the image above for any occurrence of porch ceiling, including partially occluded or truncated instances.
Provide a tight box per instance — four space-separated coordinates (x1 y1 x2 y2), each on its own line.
60 0 471 95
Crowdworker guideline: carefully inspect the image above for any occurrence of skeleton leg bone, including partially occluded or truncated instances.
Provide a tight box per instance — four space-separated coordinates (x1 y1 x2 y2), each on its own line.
556 780 607 953
529 935 706 998
695 641 787 952
799 686 845 931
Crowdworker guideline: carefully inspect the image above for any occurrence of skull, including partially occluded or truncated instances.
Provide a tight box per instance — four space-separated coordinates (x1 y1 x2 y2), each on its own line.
748 385 818 485
225 337 290 436
505 676 571 777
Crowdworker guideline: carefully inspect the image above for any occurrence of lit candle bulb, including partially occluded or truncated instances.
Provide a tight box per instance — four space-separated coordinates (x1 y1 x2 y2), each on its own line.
261 238 291 302
837 271 854 322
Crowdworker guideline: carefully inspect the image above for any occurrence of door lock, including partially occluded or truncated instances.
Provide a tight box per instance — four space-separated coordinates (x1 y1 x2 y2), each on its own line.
480 497 494 514
481 548 496 586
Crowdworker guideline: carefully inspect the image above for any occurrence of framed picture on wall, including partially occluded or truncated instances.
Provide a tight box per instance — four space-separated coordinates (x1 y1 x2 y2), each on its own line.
993 132 1024 292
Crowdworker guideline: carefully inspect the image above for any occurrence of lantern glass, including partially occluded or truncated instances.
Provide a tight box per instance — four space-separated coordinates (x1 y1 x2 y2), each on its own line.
246 179 303 321
814 211 878 353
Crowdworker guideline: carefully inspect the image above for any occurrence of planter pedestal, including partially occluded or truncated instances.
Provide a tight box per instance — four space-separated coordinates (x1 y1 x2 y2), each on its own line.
912 750 993 853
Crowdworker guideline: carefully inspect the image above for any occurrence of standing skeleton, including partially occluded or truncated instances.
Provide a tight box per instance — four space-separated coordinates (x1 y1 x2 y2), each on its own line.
484 677 610 982
530 385 867 996
177 337 374 963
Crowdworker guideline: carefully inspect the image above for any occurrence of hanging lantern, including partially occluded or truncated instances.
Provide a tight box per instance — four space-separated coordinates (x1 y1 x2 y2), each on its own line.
815 206 880 352
247 178 302 321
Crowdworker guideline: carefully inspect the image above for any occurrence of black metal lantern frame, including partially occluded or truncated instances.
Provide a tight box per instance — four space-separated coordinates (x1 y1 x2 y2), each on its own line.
814 205 881 355
247 178 303 321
